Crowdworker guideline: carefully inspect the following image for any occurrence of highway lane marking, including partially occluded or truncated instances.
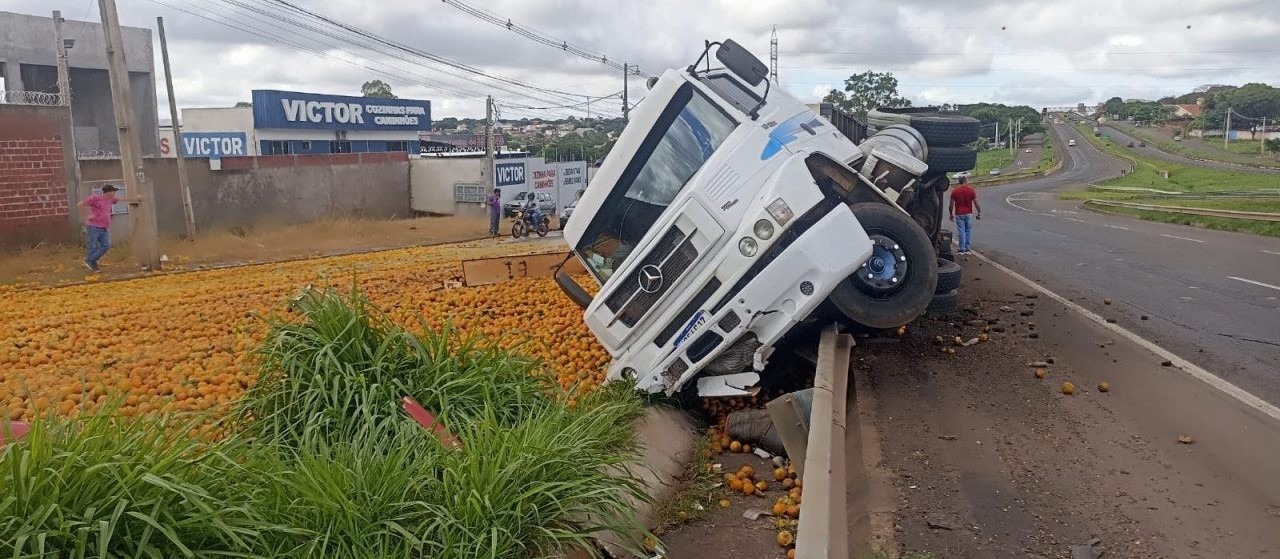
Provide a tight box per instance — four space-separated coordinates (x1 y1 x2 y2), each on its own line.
1229 276 1280 293
1160 234 1204 243
1263 250 1280 256
1104 224 1131 231
1061 217 1086 223
973 251 1280 425
1004 194 1040 214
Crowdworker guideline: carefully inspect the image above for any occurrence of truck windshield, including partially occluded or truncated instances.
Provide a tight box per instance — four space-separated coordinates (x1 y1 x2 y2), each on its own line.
576 83 736 282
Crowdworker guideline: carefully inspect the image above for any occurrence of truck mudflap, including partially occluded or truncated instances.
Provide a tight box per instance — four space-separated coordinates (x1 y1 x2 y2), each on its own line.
648 204 873 395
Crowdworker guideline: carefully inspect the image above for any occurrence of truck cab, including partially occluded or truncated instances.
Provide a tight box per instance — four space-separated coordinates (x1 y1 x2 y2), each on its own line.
559 40 953 396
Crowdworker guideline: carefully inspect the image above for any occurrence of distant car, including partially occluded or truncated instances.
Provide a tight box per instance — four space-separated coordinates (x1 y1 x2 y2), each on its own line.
989 169 1001 176
1025 148 1032 153
954 171 972 179
1139 141 1146 147
1068 139 1077 146
559 200 577 230
504 191 556 217
1127 142 1135 148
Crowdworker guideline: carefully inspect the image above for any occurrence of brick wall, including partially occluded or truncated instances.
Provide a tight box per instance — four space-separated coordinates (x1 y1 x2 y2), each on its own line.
0 106 78 246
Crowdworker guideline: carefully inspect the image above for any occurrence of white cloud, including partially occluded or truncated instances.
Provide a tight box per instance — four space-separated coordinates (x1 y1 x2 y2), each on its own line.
4 0 1278 115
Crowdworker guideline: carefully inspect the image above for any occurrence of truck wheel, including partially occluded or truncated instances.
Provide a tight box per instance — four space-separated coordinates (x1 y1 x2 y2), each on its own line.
926 146 978 174
829 203 938 330
936 258 962 293
866 108 981 146
926 289 959 315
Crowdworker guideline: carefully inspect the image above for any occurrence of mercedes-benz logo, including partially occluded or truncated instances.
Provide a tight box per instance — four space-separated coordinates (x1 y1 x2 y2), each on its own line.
638 264 664 293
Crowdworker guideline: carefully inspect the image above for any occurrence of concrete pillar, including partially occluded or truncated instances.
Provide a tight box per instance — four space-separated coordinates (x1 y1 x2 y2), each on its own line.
1 59 25 91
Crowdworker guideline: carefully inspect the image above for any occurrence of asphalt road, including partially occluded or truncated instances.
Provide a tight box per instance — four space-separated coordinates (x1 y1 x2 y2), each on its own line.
1100 125 1280 175
967 120 1280 407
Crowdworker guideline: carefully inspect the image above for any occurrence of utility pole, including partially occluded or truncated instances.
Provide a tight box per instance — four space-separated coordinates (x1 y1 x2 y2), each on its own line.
483 95 494 192
1224 107 1231 150
157 17 196 241
98 0 160 270
994 120 998 151
1261 116 1267 155
770 26 779 85
622 63 630 122
52 10 83 216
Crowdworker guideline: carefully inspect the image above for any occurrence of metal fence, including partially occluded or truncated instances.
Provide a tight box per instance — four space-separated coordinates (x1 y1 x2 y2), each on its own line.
0 91 64 106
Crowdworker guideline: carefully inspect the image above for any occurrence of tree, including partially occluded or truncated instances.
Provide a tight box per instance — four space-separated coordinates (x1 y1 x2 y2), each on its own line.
361 79 397 99
234 101 252 108
1103 97 1125 118
821 70 911 118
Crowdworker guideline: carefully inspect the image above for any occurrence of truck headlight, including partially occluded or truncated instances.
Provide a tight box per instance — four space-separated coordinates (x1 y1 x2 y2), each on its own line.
739 237 758 257
766 198 794 225
753 219 775 240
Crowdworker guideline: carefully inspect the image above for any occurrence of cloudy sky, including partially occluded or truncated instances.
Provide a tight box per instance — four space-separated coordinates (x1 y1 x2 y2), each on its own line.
4 0 1278 119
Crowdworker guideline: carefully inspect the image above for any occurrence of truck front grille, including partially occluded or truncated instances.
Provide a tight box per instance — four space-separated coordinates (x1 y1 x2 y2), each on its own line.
604 226 699 328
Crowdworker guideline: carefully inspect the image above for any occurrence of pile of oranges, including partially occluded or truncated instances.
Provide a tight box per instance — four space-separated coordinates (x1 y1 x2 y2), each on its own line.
0 239 609 422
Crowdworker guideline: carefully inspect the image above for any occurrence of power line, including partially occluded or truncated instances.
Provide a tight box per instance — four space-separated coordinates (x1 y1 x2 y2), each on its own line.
793 48 1280 57
440 0 652 78
263 0 614 106
148 0 623 118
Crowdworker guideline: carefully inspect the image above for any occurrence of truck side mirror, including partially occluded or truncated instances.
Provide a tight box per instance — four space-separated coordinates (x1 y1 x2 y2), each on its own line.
716 39 769 87
555 269 592 310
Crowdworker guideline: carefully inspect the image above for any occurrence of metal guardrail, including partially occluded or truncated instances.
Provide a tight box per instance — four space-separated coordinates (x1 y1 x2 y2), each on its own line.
0 91 64 106
1085 199 1280 222
794 324 853 559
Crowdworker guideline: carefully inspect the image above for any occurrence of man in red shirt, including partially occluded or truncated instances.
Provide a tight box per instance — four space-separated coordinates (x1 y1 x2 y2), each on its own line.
948 176 981 254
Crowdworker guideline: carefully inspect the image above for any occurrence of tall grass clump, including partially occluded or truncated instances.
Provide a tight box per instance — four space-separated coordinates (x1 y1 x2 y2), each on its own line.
239 287 552 447
0 411 277 558
241 286 649 558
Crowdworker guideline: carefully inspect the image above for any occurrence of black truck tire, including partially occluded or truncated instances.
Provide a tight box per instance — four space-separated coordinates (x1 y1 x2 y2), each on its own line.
830 203 938 330
936 258 962 293
926 146 978 174
866 108 982 146
926 289 959 315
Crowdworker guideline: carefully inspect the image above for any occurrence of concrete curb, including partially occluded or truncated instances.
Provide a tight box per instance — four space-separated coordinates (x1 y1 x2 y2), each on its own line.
598 407 700 558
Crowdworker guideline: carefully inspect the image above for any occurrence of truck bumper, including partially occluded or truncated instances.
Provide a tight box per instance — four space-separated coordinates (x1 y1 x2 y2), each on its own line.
617 203 874 394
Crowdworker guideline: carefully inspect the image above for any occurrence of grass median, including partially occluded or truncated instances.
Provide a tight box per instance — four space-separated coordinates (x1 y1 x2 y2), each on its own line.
1067 124 1280 236
1105 122 1280 169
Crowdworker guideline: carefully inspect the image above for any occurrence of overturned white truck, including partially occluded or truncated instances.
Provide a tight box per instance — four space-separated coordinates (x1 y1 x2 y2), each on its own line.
557 40 977 396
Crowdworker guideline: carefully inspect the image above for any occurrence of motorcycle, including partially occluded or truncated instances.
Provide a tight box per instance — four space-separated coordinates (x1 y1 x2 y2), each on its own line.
511 207 550 238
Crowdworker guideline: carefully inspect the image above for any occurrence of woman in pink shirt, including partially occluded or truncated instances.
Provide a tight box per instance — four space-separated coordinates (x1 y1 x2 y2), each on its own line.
76 185 120 271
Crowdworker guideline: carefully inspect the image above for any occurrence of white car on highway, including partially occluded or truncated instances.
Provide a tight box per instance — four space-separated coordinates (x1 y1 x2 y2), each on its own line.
1068 139 1076 146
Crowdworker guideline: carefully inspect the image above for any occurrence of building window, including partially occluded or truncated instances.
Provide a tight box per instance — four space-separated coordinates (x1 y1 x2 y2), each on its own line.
331 140 352 154
386 140 408 152
264 141 292 155
300 141 312 150
454 182 486 203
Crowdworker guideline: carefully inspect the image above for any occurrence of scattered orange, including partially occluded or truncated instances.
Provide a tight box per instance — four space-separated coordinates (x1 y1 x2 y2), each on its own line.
777 530 794 547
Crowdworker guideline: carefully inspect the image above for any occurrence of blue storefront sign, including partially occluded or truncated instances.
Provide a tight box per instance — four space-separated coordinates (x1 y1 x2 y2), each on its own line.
495 162 527 187
179 132 248 158
251 90 432 131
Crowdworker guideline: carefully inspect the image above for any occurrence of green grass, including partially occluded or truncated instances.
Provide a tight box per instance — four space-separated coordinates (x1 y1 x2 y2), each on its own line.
971 149 1013 178
1073 124 1280 192
1086 204 1280 237
1105 122 1280 169
3 287 651 558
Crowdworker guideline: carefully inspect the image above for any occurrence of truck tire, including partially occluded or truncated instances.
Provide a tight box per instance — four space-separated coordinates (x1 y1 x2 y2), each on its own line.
936 258 961 293
926 146 978 174
829 203 938 330
866 108 981 146
938 230 956 262
927 289 959 315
